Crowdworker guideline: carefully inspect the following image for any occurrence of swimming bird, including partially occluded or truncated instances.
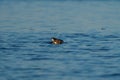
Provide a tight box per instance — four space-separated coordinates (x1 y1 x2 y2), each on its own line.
51 37 64 44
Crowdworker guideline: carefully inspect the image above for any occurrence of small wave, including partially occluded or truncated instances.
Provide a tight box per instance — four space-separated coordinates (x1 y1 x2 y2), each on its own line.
81 47 110 52
25 57 54 61
0 47 18 51
66 33 90 38
18 74 51 79
104 35 119 38
95 55 120 59
73 33 90 37
100 73 120 77
9 67 43 71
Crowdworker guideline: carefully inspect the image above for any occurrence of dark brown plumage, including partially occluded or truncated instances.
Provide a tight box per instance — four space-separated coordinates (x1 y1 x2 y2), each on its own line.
51 37 63 44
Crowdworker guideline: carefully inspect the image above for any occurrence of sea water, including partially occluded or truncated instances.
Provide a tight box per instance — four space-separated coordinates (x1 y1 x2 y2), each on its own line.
0 0 120 80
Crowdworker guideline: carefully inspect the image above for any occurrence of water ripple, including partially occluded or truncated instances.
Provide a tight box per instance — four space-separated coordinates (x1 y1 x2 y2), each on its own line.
100 73 120 77
0 31 120 80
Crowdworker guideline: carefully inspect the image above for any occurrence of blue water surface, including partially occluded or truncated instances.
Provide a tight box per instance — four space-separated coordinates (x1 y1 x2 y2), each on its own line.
0 0 120 80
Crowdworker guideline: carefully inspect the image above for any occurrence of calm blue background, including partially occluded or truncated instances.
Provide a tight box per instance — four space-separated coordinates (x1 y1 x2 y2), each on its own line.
0 0 120 80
